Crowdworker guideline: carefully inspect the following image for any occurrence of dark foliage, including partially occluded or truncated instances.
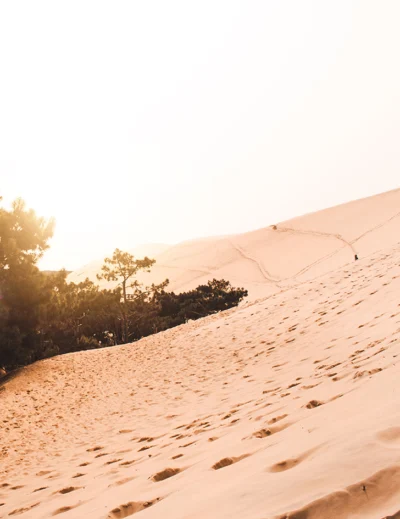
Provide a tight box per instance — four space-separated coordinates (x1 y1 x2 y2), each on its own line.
0 198 248 371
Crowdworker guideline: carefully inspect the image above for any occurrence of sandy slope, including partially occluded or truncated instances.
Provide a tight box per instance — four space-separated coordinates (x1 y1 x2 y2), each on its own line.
1 190 400 518
68 188 400 301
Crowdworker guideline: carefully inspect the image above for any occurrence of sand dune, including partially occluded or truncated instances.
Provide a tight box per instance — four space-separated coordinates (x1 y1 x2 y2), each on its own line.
68 188 400 300
1 188 400 518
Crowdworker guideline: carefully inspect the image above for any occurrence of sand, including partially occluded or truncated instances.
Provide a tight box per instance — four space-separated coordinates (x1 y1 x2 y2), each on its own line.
1 188 400 518
68 188 400 301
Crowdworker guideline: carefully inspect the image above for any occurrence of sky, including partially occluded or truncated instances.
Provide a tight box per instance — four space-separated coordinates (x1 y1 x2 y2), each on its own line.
1 1 399 270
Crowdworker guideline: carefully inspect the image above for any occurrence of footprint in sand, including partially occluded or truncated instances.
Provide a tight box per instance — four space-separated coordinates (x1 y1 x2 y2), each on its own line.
353 368 382 379
377 427 400 447
36 470 52 477
179 441 197 448
86 446 103 452
151 467 181 482
108 477 136 488
250 421 291 439
172 454 184 459
305 400 324 409
268 414 288 424
268 447 318 473
252 428 272 438
119 459 136 467
9 502 40 516
57 486 80 494
212 454 250 470
268 458 302 472
104 458 123 465
95 452 108 458
52 504 80 516
138 445 153 452
107 498 162 518
33 486 48 493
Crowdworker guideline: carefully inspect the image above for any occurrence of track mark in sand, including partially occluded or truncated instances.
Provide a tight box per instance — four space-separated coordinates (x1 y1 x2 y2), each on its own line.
52 504 80 516
119 459 136 467
305 399 324 409
377 427 400 446
277 225 356 274
269 457 302 472
302 383 320 390
151 467 181 482
138 436 154 442
57 486 80 494
104 458 123 465
281 210 400 282
47 472 61 479
228 239 281 285
72 472 85 478
250 421 292 439
350 208 400 245
87 445 103 452
108 477 136 488
212 454 250 470
353 368 382 379
179 441 197 448
107 498 162 518
268 447 318 473
329 393 344 402
268 414 288 424
138 445 153 452
95 452 109 458
33 486 48 492
252 428 272 438
9 502 40 516
36 470 52 476
170 433 185 439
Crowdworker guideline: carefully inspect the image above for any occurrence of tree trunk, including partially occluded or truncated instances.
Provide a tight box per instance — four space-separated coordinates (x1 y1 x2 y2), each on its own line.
122 278 127 342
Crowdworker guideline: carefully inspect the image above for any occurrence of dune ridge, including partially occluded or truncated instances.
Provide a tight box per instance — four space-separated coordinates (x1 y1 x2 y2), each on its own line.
69 188 400 300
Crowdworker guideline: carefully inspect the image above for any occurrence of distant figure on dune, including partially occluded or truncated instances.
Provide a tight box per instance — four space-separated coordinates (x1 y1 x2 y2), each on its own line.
0 367 6 378
354 254 359 261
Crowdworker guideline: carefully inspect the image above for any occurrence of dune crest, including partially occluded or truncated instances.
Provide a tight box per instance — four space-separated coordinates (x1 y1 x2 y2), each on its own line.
69 188 400 300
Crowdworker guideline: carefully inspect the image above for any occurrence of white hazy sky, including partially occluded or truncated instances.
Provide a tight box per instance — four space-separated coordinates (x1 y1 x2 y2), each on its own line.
1 1 399 270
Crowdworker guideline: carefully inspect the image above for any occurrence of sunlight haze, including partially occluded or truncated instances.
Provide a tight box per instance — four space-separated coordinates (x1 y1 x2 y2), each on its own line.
1 1 399 270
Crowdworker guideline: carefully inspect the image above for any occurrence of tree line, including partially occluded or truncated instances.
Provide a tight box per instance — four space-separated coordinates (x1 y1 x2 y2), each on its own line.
0 198 248 371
